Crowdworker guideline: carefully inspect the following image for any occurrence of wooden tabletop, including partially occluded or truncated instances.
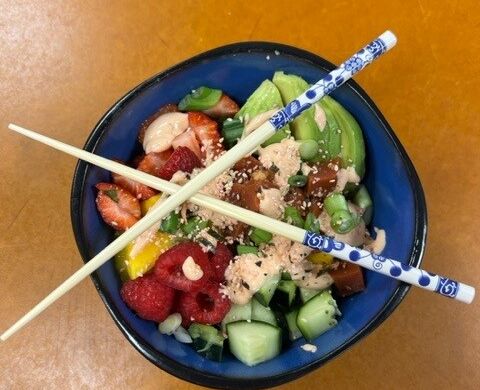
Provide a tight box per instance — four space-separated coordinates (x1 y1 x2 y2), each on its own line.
1 1 479 389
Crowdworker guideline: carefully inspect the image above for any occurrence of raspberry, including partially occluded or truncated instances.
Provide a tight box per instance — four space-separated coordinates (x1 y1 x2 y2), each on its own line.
120 274 175 322
209 242 233 282
153 242 212 292
178 282 231 326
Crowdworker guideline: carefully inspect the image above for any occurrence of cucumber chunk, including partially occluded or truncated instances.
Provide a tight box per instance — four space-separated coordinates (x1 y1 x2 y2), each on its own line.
235 79 290 146
254 274 281 306
296 290 339 341
273 71 321 141
221 302 252 333
188 323 225 362
227 321 282 366
285 308 302 341
299 287 322 303
251 298 277 326
273 280 297 309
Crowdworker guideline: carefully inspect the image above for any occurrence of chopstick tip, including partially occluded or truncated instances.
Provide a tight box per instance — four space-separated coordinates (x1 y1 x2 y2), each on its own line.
380 30 397 50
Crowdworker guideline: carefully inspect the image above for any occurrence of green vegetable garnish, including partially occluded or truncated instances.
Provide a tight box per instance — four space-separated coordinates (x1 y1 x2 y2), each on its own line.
299 139 319 161
236 245 259 256
249 227 273 245
283 206 304 228
287 175 307 187
222 118 244 148
178 86 222 111
353 184 373 224
324 193 360 234
304 212 320 233
160 212 180 234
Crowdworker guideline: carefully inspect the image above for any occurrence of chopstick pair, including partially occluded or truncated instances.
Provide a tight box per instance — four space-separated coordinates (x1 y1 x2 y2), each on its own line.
2 30 473 343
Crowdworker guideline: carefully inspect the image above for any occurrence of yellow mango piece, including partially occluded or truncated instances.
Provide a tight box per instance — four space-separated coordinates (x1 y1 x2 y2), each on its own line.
114 231 174 280
307 251 334 267
140 194 162 216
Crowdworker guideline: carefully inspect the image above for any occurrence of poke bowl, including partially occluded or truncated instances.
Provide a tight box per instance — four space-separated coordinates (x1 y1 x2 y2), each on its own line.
70 42 427 388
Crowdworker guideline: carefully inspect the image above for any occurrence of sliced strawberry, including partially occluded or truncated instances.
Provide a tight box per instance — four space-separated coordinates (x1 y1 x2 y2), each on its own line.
188 112 224 157
209 242 233 282
157 146 201 180
178 282 231 325
137 149 173 177
95 182 141 230
138 104 179 144
120 274 175 322
112 169 157 201
172 129 202 159
153 242 212 292
203 94 239 119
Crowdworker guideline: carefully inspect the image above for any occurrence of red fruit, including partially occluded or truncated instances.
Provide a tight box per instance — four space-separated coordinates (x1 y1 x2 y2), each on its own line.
95 182 141 230
209 242 233 282
120 274 175 322
178 282 231 325
153 242 212 292
172 129 202 159
137 149 173 177
158 146 202 180
138 104 179 144
188 112 224 157
112 171 157 201
203 94 240 119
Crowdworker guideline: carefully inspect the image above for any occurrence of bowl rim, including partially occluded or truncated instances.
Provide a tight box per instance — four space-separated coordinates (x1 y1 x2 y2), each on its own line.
70 41 427 389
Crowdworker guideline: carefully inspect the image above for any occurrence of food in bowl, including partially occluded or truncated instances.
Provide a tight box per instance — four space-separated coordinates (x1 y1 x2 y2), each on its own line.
93 71 387 367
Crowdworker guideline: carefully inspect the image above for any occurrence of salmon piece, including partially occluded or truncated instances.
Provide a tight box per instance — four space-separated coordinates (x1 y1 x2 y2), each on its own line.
138 104 179 144
329 262 365 297
308 197 324 217
188 112 224 158
285 187 307 215
230 179 277 213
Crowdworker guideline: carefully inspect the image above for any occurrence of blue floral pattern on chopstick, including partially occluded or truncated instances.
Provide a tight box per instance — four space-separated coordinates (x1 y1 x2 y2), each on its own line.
302 231 461 299
269 37 388 130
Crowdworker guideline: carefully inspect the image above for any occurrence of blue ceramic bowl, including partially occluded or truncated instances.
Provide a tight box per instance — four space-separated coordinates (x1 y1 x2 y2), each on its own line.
70 42 427 388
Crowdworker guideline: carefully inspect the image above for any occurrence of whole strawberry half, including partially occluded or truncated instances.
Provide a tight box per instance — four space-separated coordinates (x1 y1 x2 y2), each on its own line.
95 182 141 230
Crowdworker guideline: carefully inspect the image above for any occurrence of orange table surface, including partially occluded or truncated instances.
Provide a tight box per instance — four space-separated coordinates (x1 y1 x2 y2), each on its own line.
1 1 479 389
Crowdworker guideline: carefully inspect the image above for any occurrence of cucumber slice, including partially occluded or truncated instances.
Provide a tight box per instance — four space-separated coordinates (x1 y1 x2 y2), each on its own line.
296 290 339 341
188 323 225 362
254 274 281 306
221 302 252 333
299 287 321 303
272 71 321 141
273 280 297 309
321 95 366 178
285 308 302 341
235 79 290 146
251 298 277 326
227 321 282 366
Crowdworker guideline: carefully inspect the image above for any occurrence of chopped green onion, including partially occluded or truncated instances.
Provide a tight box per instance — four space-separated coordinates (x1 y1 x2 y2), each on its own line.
181 217 210 236
160 212 180 234
324 193 360 234
284 206 304 228
158 313 182 335
249 227 273 245
222 118 244 148
353 185 373 225
330 210 360 234
104 189 118 202
299 139 319 160
236 245 259 256
324 193 349 216
304 212 320 233
288 174 307 187
178 87 222 111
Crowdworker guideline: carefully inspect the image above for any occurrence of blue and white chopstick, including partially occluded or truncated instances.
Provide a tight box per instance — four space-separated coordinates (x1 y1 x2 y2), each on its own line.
8 123 475 306
1 31 414 341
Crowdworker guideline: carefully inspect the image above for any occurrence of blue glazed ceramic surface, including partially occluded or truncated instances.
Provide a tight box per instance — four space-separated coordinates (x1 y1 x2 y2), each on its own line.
70 42 427 389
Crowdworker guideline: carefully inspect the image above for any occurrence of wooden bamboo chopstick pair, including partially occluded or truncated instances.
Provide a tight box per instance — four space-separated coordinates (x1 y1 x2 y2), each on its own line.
1 31 474 342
